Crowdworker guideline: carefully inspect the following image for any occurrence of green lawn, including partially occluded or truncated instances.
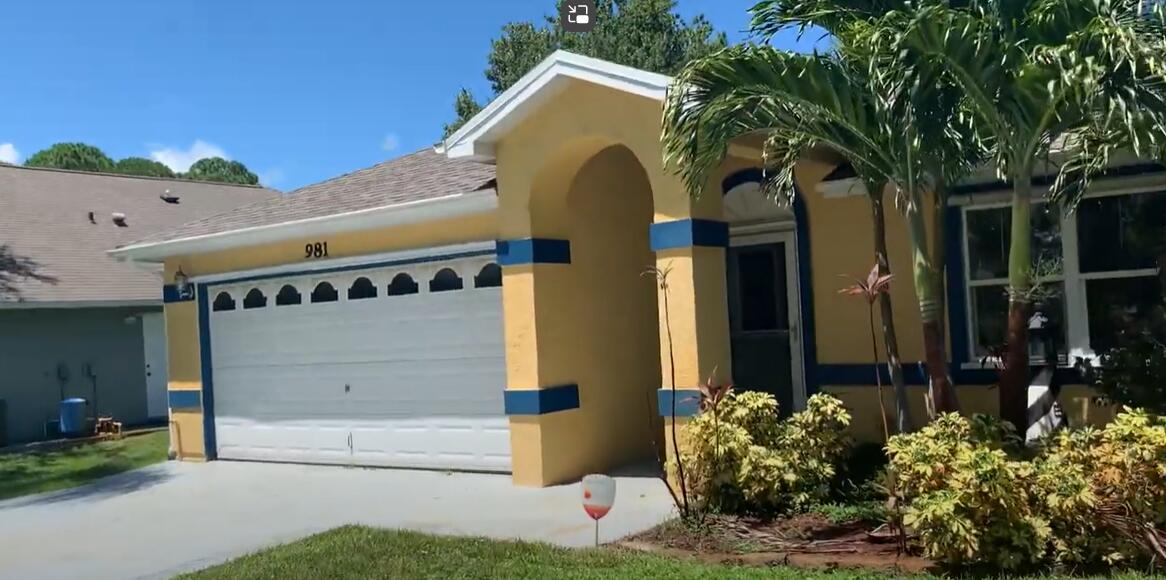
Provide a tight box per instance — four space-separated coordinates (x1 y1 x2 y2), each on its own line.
0 430 169 500
183 526 1157 580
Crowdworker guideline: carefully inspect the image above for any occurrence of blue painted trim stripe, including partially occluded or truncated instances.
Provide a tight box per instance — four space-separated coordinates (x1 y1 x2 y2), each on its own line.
649 219 729 251
196 284 217 459
168 390 202 410
163 284 194 303
496 238 571 266
946 206 972 373
205 248 497 288
657 389 701 417
503 384 579 415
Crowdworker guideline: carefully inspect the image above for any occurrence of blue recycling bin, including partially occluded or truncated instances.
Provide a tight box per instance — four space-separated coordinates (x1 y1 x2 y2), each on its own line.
59 398 88 437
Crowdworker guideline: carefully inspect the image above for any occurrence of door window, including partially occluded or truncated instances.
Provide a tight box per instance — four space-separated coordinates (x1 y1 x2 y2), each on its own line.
731 245 788 333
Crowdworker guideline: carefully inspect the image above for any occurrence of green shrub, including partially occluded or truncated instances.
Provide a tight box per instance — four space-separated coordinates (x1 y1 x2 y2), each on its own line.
675 392 851 515
890 409 1166 571
1034 408 1166 567
887 413 1049 570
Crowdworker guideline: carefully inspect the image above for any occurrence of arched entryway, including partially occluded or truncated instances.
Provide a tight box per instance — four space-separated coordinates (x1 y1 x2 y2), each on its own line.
526 143 664 475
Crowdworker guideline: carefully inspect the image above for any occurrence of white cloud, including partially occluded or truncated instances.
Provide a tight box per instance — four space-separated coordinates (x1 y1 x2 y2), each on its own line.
148 140 228 172
382 133 400 152
258 168 285 188
0 143 21 164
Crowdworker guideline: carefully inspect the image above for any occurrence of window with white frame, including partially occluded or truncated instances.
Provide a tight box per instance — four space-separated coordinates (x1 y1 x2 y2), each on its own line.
962 185 1165 363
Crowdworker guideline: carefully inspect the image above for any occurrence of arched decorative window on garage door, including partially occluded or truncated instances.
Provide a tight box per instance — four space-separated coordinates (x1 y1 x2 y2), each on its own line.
473 263 502 288
347 277 377 300
242 288 267 309
310 281 339 303
387 273 419 296
212 291 236 311
429 268 464 292
275 284 302 306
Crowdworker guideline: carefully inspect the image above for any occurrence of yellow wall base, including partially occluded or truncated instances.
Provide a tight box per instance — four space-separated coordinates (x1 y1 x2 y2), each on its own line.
823 384 1117 443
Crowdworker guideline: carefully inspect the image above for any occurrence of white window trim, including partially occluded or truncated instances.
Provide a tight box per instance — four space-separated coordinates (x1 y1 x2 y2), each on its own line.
958 177 1164 368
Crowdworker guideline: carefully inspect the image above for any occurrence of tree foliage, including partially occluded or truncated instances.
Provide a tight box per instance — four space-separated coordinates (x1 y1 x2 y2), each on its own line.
442 0 726 138
0 245 56 298
21 143 260 185
880 0 1166 428
661 4 978 416
112 157 176 178
183 157 259 185
24 143 115 173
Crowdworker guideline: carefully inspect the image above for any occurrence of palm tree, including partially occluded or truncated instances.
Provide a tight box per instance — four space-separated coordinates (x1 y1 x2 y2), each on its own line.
663 45 934 430
890 0 1166 429
663 1 983 420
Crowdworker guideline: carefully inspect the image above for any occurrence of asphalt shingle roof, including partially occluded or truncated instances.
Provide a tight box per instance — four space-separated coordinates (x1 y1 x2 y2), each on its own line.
0 165 277 304
123 149 497 248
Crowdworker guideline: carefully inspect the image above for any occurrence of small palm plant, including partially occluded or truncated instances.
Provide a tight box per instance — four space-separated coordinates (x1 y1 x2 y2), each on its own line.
840 264 894 443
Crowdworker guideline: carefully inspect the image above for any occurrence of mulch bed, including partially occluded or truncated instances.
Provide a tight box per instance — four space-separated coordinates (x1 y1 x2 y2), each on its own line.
621 514 934 574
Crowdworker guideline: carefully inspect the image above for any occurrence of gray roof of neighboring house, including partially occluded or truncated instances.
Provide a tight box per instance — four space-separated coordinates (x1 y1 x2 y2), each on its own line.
122 149 497 248
0 165 278 304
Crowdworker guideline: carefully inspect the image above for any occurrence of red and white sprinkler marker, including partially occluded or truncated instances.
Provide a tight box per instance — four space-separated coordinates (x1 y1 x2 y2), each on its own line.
581 474 616 547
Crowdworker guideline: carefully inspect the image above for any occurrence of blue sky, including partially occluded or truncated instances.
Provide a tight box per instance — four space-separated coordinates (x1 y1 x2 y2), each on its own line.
0 1 815 190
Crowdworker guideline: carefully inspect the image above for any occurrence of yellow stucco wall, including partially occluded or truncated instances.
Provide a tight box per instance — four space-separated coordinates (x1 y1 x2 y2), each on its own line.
792 163 933 364
500 144 665 486
825 384 1116 443
164 213 496 278
491 80 738 486
164 300 205 460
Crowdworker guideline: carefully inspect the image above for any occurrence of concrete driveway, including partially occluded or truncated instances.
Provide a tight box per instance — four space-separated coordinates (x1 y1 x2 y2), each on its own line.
0 460 675 580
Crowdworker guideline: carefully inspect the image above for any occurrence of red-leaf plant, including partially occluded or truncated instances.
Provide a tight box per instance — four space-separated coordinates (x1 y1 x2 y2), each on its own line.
840 264 894 443
841 264 907 552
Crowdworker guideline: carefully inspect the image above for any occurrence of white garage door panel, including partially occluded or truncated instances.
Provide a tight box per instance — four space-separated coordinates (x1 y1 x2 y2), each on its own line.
209 257 511 472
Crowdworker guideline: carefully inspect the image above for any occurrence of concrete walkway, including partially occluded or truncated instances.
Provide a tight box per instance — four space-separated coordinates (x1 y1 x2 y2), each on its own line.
0 461 675 580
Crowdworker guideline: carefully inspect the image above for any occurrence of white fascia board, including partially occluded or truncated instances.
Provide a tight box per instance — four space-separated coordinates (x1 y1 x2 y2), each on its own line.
816 178 868 199
190 240 496 285
107 190 498 263
442 50 672 161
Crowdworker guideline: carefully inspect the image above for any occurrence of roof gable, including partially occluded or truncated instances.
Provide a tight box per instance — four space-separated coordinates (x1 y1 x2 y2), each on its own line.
440 51 672 162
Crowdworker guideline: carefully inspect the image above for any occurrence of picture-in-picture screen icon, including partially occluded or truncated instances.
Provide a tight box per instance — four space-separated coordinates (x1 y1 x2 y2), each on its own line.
561 1 596 32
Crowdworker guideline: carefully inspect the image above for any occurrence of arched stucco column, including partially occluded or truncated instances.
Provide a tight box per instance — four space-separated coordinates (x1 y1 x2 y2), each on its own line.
645 169 734 466
496 133 664 486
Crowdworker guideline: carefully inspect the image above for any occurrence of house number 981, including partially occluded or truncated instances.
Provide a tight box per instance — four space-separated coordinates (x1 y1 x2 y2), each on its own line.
304 242 329 259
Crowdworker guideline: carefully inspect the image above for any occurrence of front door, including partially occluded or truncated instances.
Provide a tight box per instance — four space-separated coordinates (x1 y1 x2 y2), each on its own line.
142 312 169 419
727 239 798 415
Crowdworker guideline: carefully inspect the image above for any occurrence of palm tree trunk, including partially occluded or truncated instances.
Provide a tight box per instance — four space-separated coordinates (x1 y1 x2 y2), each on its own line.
1000 178 1033 432
869 191 913 433
905 201 959 416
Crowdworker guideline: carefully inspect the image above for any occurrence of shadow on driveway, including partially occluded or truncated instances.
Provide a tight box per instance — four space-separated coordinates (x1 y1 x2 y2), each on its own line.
0 464 174 509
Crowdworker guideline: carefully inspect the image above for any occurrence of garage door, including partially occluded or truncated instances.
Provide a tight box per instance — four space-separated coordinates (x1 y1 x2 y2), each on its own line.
206 255 511 472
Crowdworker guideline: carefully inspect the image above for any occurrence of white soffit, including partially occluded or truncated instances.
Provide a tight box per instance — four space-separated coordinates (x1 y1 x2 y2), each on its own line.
440 50 673 162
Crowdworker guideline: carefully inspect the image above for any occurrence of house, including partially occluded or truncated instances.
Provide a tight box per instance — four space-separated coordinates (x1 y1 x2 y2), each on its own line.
110 51 1165 486
0 165 277 445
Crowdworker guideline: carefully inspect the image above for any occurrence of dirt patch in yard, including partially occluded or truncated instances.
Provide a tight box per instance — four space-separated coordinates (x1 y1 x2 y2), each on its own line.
621 514 934 574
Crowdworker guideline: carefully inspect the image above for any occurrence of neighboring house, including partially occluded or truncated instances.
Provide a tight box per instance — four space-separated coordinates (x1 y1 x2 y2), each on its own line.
111 51 1166 487
0 165 276 445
